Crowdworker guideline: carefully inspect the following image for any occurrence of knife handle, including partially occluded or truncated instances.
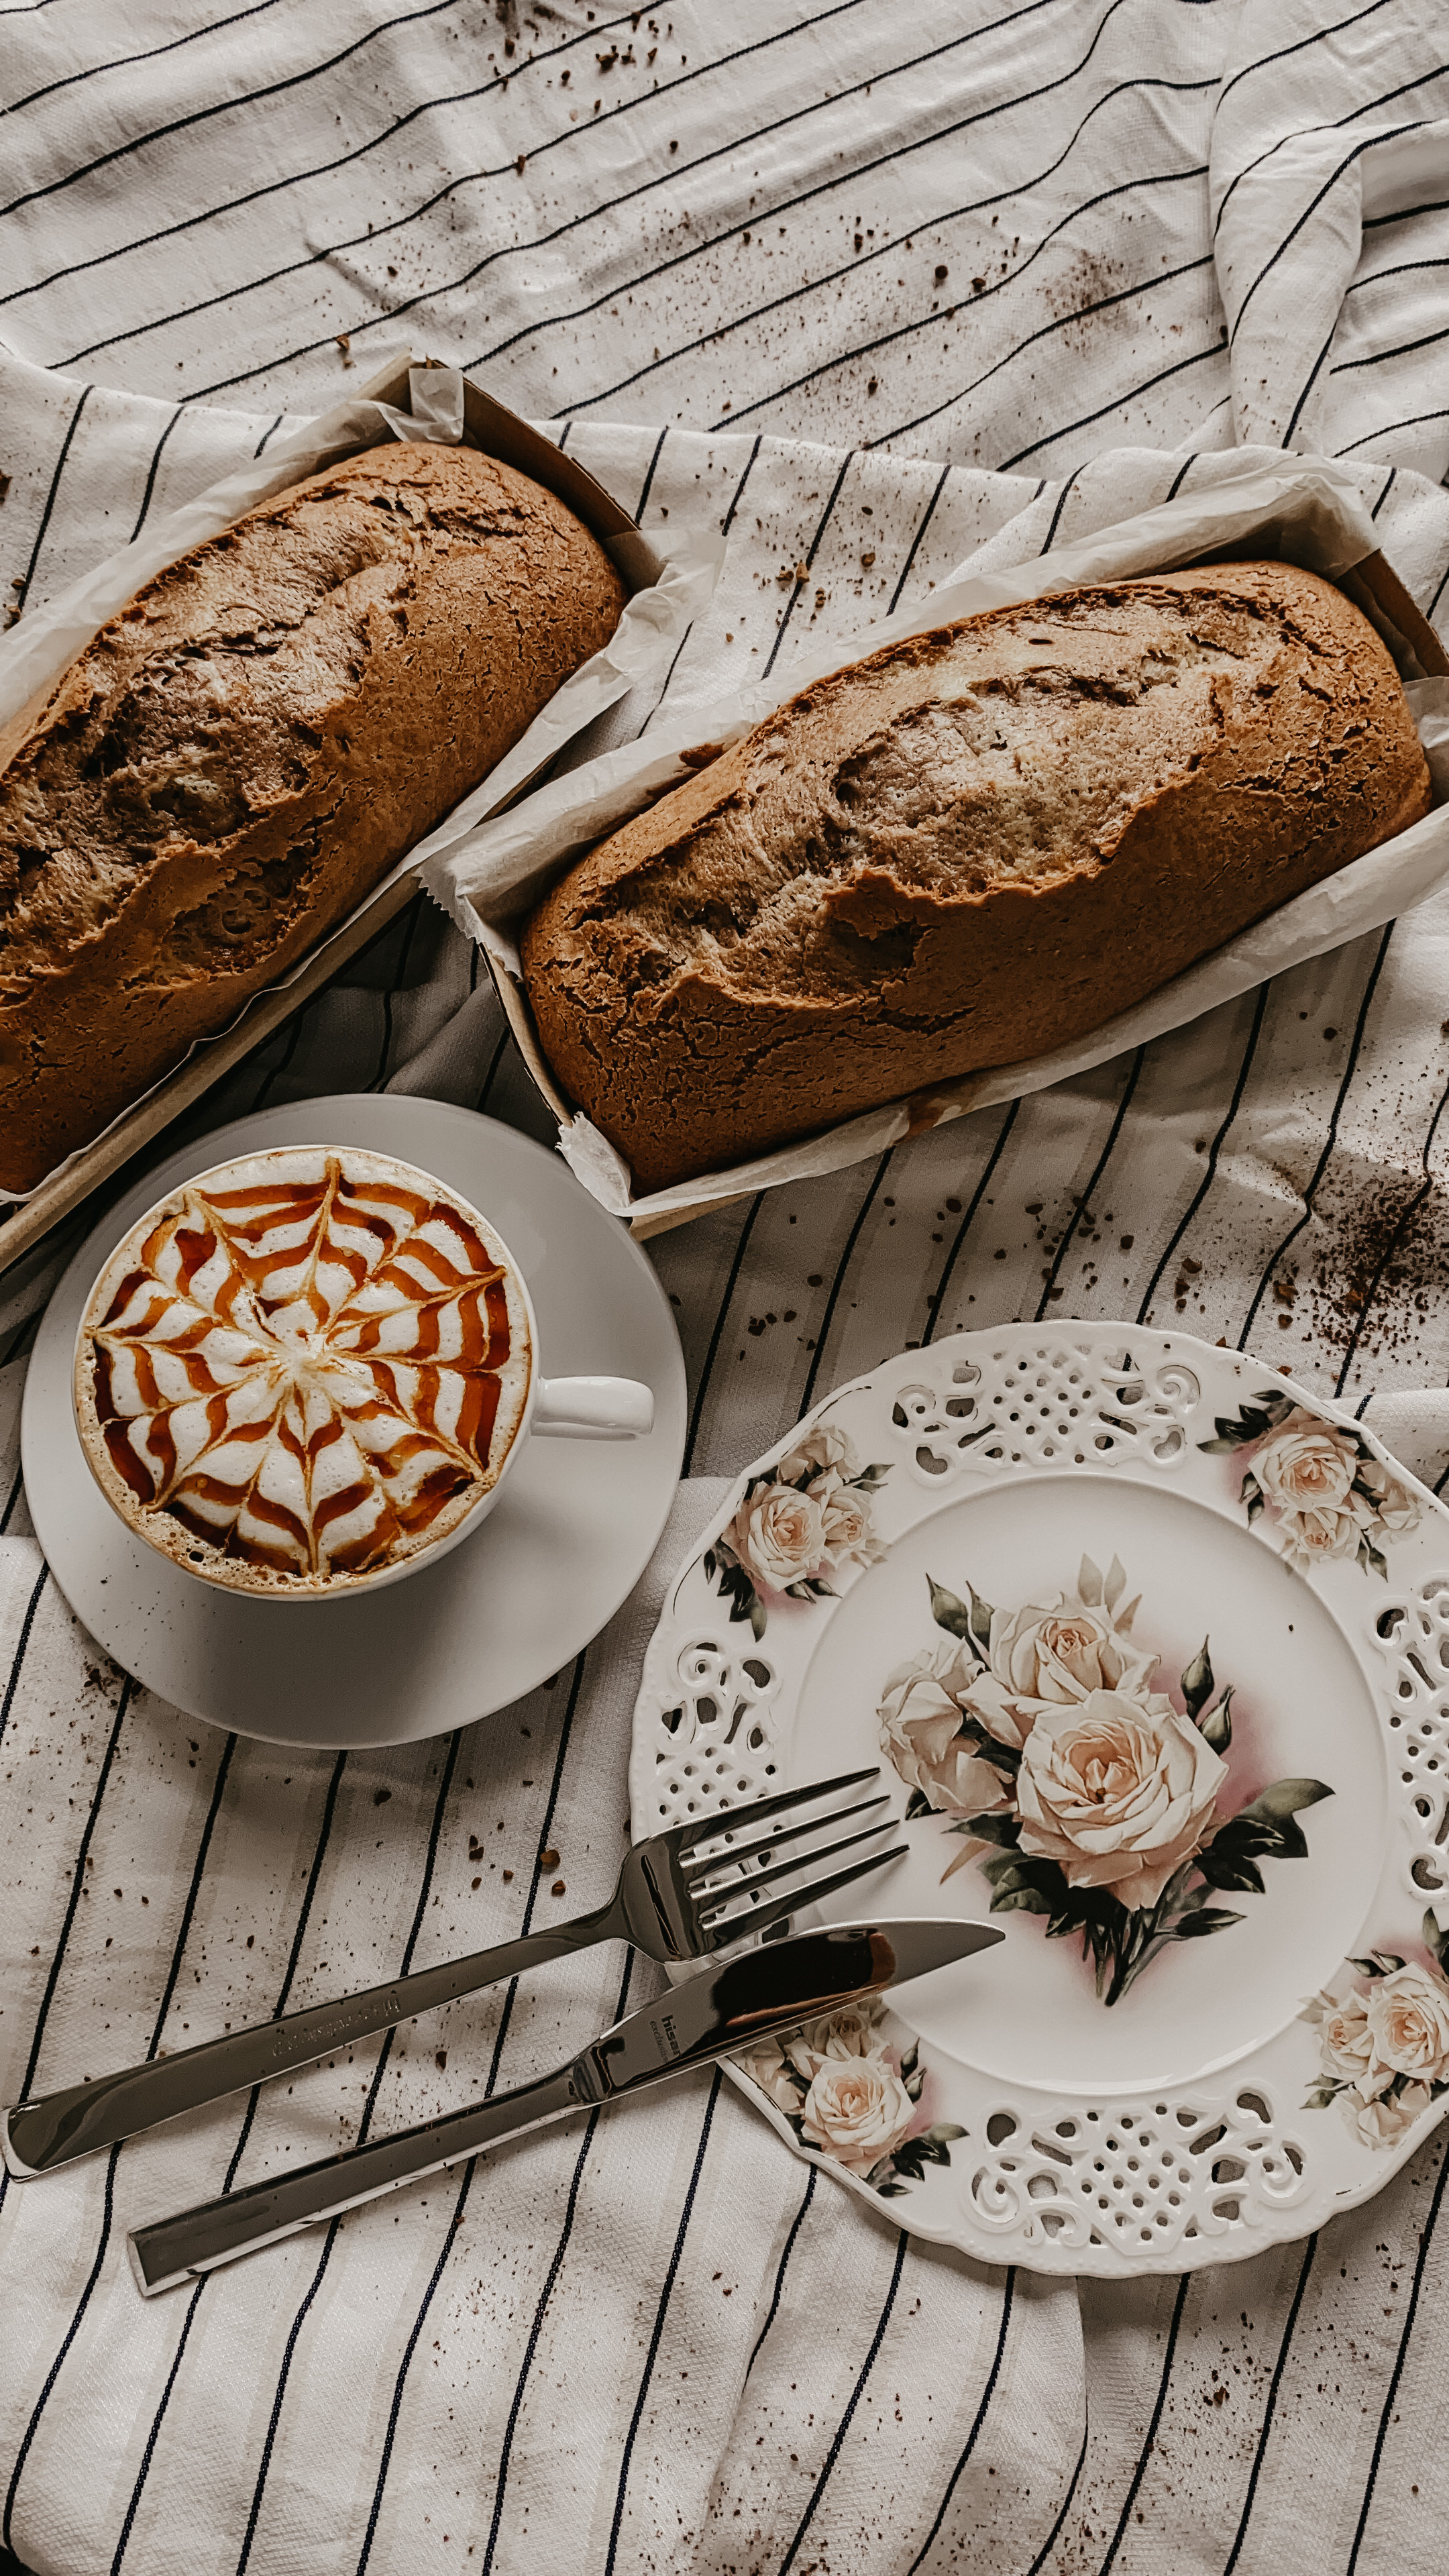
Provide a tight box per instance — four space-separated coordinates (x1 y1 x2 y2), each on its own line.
129 2063 592 2296
3 1900 621 2180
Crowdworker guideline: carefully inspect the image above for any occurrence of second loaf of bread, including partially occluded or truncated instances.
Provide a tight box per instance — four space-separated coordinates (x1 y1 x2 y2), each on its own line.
521 560 1431 1193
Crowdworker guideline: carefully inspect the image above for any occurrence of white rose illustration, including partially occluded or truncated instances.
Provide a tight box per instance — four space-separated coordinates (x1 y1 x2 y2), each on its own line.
1016 1688 1228 1911
735 2038 808 2118
1255 1411 1360 1515
1275 1496 1375 1570
775 1422 855 1488
1313 1988 1388 2094
800 2054 916 2176
1364 1962 1449 2082
783 2000 885 2084
816 1477 885 1574
993 1591 1149 1704
1356 1456 1421 1536
727 1481 826 1591
879 1642 1013 1818
1344 2080 1434 2151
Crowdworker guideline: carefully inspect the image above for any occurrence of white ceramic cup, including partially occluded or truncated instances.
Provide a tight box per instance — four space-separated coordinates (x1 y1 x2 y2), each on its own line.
72 1144 655 1600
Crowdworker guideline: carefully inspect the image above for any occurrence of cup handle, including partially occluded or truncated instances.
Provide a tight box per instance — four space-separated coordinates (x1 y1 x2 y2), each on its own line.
532 1377 655 1440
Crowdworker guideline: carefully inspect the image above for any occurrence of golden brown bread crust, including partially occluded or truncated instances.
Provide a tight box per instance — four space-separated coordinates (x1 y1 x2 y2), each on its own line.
0 441 626 1191
521 560 1432 1193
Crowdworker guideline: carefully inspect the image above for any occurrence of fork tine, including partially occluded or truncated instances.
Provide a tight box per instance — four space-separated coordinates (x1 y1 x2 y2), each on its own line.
695 1819 900 1924
672 1767 879 1856
704 1843 910 1949
682 1794 892 1880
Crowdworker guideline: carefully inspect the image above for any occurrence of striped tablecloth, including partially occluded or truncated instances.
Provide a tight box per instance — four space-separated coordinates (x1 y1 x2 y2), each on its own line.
3 5 1449 2571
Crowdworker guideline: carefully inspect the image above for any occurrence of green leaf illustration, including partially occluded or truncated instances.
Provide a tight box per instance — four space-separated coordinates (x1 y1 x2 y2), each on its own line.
1180 1637 1214 1722
1424 1909 1449 1970
1199 1684 1234 1754
1078 1555 1105 1607
1194 1845 1265 1895
1241 1778 1334 1821
1103 1555 1128 1613
990 1885 1057 1916
964 1811 1022 1849
748 1595 767 1640
905 1787 936 1821
927 1575 973 1640
1169 1906 1246 1939
1303 2081 1346 2110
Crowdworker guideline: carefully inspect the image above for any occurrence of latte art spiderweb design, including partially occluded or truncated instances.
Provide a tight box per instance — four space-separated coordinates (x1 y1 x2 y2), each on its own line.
87 1155 527 1580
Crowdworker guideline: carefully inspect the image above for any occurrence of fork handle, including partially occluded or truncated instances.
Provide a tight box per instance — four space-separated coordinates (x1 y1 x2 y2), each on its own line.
0 1898 623 2180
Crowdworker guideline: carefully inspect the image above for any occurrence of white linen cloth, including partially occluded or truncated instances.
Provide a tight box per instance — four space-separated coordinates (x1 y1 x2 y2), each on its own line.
3 5 1449 2573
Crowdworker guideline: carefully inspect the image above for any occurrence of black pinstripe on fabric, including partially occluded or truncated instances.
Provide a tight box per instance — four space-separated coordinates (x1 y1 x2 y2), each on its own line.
9 0 294 119
1214 0 1400 118
3 1723 235 2551
904 2268 1015 2574
1347 254 1449 299
1134 983 1270 1328
0 1564 48 1751
1333 1065 1449 1397
682 1195 765 1475
1093 2272 1191 2576
128 403 184 542
1238 923 1394 1350
1214 67 1449 246
885 462 951 616
1220 2235 1318 2576
182 1 889 398
370 894 424 1091
1346 2139 1449 2574
1036 1049 1147 1322
98 0 874 372
15 381 93 608
637 623 694 735
720 435 763 539
1363 194 1449 234
1164 447 1202 502
2 2145 122 2553
354 1671 586 2567
775 2226 910 2576
478 1947 638 2576
921 1099 1022 1344
0 1463 23 1535
1 9 640 324
1428 551 1449 625
864 155 1212 456
1335 316 1449 374
744 2165 817 2377
108 1750 352 2576
252 412 284 458
602 2070 724 2576
11 1680 134 2114
1281 313 1341 448
998 340 1223 472
633 425 669 523
474 1027 511 1112
597 111 1211 443
1041 466 1085 551
1025 2415 1090 2575
234 1736 460 2571
763 449 857 682
1228 117 1434 345
1338 406 1449 456
800 1152 894 1411
0 0 471 228
1371 464 1397 517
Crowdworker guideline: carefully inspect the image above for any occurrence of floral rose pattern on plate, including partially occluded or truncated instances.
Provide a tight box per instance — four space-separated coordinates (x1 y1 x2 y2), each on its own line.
878 1554 1334 2005
1199 1391 1419 1576
704 1423 890 1638
1303 1911 1449 2148
734 1997 963 2198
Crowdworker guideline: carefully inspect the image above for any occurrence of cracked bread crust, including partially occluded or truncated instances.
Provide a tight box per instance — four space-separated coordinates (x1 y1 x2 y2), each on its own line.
0 440 625 1191
522 560 1432 1193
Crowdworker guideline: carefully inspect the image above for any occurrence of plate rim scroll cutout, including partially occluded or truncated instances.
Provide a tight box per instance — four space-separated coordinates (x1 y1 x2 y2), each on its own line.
627 1320 1449 2278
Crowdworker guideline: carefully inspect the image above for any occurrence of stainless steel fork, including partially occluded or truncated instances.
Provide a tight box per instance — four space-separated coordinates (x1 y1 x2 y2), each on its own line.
3 1767 903 2180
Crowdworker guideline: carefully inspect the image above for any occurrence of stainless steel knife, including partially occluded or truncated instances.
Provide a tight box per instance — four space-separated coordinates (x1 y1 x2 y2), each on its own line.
128 1915 1001 2296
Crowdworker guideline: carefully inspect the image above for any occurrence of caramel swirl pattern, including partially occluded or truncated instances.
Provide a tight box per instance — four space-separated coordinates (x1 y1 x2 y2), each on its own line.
81 1150 531 1582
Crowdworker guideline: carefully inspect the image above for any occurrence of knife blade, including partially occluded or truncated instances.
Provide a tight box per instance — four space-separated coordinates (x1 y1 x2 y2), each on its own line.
129 1915 1001 2296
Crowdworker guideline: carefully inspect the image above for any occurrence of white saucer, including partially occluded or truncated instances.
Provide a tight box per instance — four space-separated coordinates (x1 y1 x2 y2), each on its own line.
23 1095 686 1748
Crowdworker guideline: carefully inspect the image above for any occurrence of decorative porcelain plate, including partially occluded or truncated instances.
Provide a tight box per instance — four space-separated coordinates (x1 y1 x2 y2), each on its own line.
629 1322 1449 2277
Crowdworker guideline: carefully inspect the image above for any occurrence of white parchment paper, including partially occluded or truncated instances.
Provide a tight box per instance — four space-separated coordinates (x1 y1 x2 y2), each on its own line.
425 456 1449 1226
0 362 721 1205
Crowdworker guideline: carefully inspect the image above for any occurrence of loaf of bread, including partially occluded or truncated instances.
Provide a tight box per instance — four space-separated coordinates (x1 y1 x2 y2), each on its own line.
522 561 1431 1193
0 441 626 1191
